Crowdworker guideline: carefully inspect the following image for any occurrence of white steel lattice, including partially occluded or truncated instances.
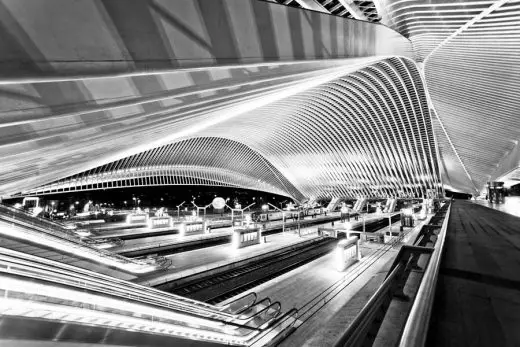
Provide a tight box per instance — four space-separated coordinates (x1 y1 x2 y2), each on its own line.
380 0 520 193
22 57 442 200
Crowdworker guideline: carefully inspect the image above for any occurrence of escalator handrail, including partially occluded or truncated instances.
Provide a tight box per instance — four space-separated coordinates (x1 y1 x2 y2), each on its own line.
218 292 259 315
0 247 253 320
0 214 143 267
0 203 71 231
1 280 261 345
237 301 282 326
0 261 264 334
235 297 271 317
248 308 299 347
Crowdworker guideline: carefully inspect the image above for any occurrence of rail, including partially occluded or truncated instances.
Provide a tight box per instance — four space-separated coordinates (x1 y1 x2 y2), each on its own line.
0 247 266 323
249 308 299 347
0 249 277 334
334 261 405 347
0 247 296 345
0 273 258 345
0 212 159 273
0 203 72 231
398 203 452 347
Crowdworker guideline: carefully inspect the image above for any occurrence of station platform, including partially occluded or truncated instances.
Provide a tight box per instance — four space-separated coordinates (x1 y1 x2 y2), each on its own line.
114 213 341 255
218 218 431 347
427 200 520 347
471 196 520 218
135 220 339 287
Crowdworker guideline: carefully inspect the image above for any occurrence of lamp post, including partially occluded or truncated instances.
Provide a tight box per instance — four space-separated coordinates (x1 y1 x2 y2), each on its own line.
297 205 302 237
176 201 185 219
192 201 212 220
227 203 255 228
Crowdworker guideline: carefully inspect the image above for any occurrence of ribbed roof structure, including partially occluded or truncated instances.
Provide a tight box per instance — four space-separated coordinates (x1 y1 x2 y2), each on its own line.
22 57 441 200
1 0 518 200
380 0 520 193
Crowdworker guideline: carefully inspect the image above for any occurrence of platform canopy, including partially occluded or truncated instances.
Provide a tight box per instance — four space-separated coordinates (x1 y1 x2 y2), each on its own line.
1 0 519 200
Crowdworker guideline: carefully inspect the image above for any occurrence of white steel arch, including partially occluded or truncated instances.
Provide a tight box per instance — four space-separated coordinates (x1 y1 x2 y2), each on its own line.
18 57 441 200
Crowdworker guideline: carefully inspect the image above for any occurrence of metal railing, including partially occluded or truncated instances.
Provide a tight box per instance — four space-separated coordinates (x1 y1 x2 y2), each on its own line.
0 246 300 345
0 203 72 231
398 203 452 347
333 203 451 347
0 245 292 336
0 247 249 320
0 209 161 273
0 276 257 346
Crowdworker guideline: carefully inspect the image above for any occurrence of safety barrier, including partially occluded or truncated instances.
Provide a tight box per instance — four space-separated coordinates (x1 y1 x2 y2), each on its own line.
0 209 158 273
399 204 451 347
335 237 361 271
333 202 451 347
232 227 261 249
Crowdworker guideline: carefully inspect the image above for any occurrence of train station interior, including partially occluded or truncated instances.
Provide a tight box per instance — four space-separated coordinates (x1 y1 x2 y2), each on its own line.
0 0 519 346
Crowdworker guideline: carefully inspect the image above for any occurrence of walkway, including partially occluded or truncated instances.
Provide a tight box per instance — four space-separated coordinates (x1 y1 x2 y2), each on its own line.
471 196 520 218
427 200 520 347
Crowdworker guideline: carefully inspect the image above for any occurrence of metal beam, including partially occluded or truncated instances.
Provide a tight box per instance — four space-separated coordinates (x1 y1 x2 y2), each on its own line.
337 0 369 21
294 0 329 13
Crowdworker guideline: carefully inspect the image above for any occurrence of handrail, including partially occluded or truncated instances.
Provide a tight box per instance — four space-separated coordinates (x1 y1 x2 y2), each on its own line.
333 262 404 347
219 292 258 314
0 276 258 345
0 203 71 231
0 213 158 272
237 301 281 328
0 247 250 320
398 203 452 347
333 206 450 347
0 248 297 345
249 308 299 347
0 255 263 335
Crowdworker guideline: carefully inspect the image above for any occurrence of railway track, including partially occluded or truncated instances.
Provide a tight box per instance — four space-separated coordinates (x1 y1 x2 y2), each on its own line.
170 237 338 304
168 214 403 305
